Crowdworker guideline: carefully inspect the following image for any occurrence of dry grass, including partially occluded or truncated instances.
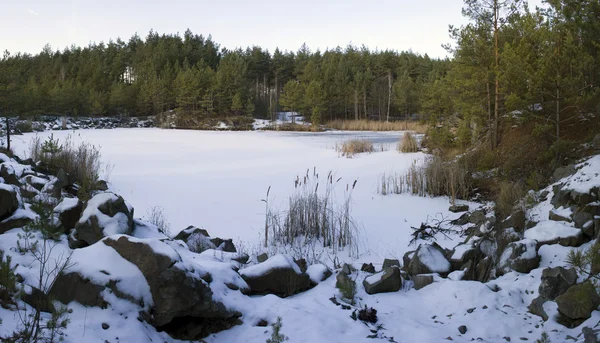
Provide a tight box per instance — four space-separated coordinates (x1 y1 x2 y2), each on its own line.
336 139 374 158
326 120 428 134
379 155 472 204
398 132 419 153
495 181 526 220
146 205 171 237
30 134 103 199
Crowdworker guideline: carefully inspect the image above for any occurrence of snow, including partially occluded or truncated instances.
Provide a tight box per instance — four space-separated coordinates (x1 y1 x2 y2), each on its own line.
416 244 451 273
524 220 581 243
54 197 79 213
306 264 330 284
562 155 600 193
240 254 301 278
6 128 597 343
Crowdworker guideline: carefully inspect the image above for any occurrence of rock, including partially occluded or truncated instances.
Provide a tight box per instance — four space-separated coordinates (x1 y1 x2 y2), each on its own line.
49 271 108 308
0 211 34 235
556 282 600 323
571 190 596 207
468 209 487 226
583 327 598 343
361 263 375 273
500 209 526 232
552 187 571 209
0 164 21 186
553 165 576 182
175 226 215 252
497 239 540 275
458 325 467 334
54 197 83 231
451 213 470 226
539 267 578 300
413 274 434 290
55 169 72 189
22 175 47 191
307 264 332 286
103 236 243 337
574 212 595 229
581 203 600 217
0 185 19 222
527 297 549 321
232 253 249 264
449 243 483 272
402 251 415 271
295 258 307 273
257 253 268 263
341 263 355 275
475 257 494 283
549 208 572 222
67 229 87 249
240 254 311 297
95 180 109 191
102 323 109 330
336 271 355 297
408 243 451 276
593 134 600 150
382 258 400 269
21 285 54 313
75 192 134 246
449 204 469 213
363 267 402 295
209 237 236 253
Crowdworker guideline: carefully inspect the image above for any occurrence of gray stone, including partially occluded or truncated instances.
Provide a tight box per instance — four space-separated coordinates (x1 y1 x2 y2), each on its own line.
469 209 487 226
363 267 402 295
458 325 467 334
102 323 109 330
382 258 400 269
413 274 434 290
21 285 54 313
500 209 526 232
95 180 109 191
49 272 108 308
209 237 236 253
75 193 134 245
583 327 598 343
571 190 596 207
402 251 415 271
408 243 451 276
240 256 311 298
575 212 595 229
0 164 21 186
553 165 576 182
336 271 355 297
556 282 600 322
295 258 307 273
527 297 548 321
549 209 572 222
361 263 375 273
55 198 83 231
341 263 355 275
257 253 268 263
0 214 32 235
498 240 540 275
539 267 578 300
0 185 19 222
449 204 469 213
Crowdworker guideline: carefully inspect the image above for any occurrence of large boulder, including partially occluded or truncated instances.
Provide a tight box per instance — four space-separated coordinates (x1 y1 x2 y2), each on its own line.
0 209 35 234
54 197 83 232
412 274 434 290
49 271 108 308
102 236 244 338
74 192 134 245
408 243 451 276
556 282 600 326
528 296 549 321
538 267 578 300
306 264 332 286
0 184 19 222
239 254 311 297
363 267 402 295
174 226 236 253
0 164 21 186
497 239 540 275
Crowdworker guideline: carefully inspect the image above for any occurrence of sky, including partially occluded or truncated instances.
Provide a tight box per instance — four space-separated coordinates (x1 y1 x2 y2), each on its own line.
1 0 544 59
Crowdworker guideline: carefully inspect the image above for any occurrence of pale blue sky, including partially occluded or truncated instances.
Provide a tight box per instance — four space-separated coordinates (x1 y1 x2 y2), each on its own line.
1 0 543 58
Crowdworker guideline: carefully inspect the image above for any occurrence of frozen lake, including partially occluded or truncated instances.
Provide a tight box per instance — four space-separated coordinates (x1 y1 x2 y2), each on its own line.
12 128 453 262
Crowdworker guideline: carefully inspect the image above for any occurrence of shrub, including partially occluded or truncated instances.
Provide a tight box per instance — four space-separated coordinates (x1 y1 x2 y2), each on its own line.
357 306 378 323
337 139 374 158
398 132 419 153
264 169 360 260
15 120 33 133
30 134 103 200
146 206 171 237
0 250 17 305
266 317 288 343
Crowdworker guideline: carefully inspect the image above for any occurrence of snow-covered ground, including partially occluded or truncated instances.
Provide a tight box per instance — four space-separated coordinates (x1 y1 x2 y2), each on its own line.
6 129 596 343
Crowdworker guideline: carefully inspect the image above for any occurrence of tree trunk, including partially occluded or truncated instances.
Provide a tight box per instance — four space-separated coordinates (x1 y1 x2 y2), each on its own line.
363 90 367 120
387 70 392 122
354 89 359 120
487 78 492 150
556 85 560 144
493 0 500 150
5 116 10 152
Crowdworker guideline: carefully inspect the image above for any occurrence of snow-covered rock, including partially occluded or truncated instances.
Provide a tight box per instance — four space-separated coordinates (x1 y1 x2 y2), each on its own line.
74 192 134 246
240 254 311 297
497 239 540 275
0 183 19 223
363 267 402 294
408 243 452 276
306 264 332 285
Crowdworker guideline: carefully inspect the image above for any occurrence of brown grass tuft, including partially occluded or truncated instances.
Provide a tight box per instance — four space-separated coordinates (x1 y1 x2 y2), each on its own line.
398 132 419 153
326 120 428 133
336 139 374 158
